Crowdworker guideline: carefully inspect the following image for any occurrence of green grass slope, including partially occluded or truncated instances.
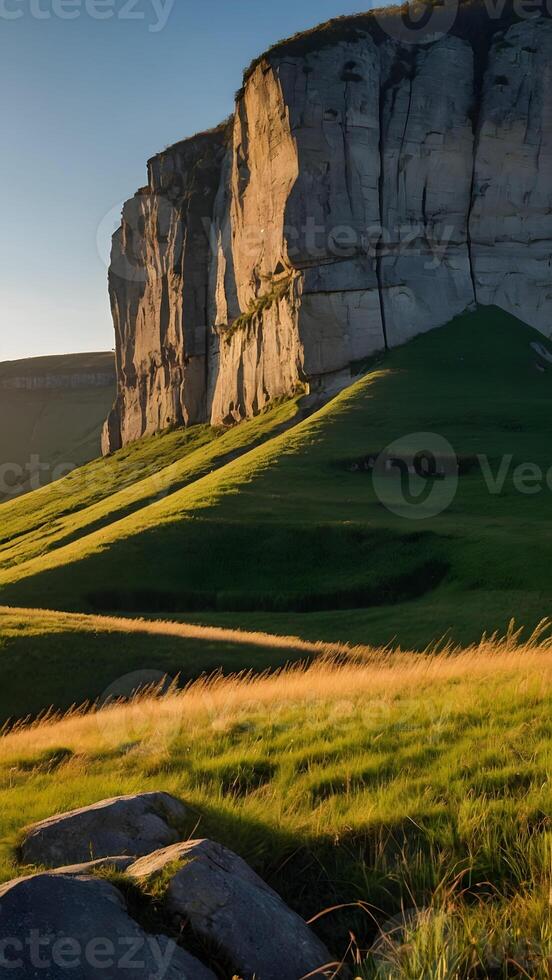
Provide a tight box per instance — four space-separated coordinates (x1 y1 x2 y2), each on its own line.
0 352 115 500
1 307 552 649
0 395 302 569
0 606 330 722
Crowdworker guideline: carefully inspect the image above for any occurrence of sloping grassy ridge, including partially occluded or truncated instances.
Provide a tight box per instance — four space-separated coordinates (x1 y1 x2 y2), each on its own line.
1 307 552 650
0 606 340 722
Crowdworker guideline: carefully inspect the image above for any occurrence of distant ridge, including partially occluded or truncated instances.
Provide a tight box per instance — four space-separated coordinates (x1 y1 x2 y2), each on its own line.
0 351 115 501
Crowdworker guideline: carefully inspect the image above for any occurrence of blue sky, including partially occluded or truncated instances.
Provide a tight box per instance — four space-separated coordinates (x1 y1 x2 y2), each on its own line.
0 0 376 362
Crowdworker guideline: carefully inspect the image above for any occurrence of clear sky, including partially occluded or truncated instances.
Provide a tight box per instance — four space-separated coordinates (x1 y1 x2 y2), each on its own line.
0 0 379 362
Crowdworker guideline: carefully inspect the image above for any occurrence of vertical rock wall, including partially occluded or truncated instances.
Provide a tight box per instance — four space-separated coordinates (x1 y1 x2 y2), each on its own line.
104 16 552 453
379 37 476 345
104 128 228 452
470 20 552 335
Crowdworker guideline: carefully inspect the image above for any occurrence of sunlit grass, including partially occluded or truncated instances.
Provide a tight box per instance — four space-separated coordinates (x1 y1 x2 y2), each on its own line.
2 308 552 653
0 624 550 974
0 394 301 572
0 605 339 721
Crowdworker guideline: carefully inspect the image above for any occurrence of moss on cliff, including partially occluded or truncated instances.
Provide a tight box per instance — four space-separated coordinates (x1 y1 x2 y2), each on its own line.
220 276 295 343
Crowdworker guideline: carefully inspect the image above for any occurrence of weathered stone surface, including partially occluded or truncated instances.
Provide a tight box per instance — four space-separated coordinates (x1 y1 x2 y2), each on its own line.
0 873 215 979
104 126 229 453
20 793 186 868
379 36 476 345
103 15 552 452
50 856 137 876
470 19 552 336
0 858 136 895
129 839 332 980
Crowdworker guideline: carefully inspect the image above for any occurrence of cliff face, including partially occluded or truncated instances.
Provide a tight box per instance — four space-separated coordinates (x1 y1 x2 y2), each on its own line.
104 128 229 450
103 14 552 453
470 21 552 329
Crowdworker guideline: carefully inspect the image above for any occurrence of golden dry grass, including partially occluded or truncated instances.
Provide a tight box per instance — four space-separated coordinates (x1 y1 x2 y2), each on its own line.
0 622 549 974
3 616 550 756
0 604 363 721
0 605 349 657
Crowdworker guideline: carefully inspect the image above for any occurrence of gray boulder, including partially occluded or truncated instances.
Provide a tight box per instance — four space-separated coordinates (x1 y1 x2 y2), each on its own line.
129 839 333 980
20 793 187 867
0 873 215 979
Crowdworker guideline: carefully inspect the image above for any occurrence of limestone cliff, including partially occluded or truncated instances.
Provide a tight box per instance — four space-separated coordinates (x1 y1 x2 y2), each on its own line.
103 7 552 453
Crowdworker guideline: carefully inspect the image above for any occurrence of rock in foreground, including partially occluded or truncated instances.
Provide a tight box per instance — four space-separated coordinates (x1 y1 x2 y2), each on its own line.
0 873 215 979
20 793 187 867
129 839 332 980
14 795 335 977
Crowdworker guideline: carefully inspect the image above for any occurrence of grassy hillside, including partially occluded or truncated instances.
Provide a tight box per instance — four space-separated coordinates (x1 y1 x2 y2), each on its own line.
0 309 550 976
1 307 552 654
0 606 337 722
0 394 302 568
0 351 115 500
0 634 550 976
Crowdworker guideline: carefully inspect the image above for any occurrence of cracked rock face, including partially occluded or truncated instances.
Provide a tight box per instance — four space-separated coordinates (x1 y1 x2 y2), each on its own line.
128 839 332 980
470 20 552 335
104 130 228 452
104 16 552 452
379 36 476 345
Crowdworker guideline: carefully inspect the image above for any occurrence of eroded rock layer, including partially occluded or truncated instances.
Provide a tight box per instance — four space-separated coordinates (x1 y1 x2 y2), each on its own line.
103 15 552 452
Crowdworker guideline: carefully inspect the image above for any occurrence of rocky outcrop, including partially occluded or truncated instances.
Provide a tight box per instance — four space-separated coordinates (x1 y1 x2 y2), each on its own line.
379 36 476 345
470 19 552 334
0 874 215 979
129 840 332 980
11 795 332 979
105 127 230 450
20 793 187 867
103 11 552 453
